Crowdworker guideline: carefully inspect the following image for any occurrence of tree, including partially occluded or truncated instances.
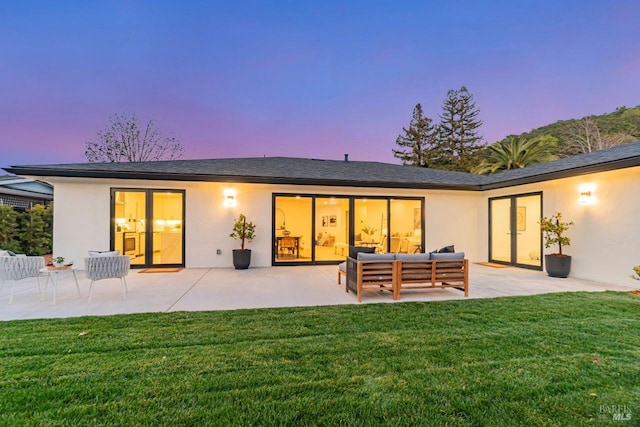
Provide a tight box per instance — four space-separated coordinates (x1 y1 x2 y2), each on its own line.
472 135 558 174
0 204 21 252
19 203 53 255
392 104 439 166
436 86 484 172
85 113 185 163
563 117 633 155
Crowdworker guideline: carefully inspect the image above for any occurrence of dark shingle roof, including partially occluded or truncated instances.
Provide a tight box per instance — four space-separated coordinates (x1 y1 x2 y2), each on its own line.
4 141 640 191
3 157 487 190
480 141 640 189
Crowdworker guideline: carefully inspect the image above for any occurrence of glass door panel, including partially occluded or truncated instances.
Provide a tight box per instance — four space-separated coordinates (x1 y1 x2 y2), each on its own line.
152 192 184 265
490 198 512 263
490 193 542 269
354 198 387 252
113 190 147 266
315 197 350 261
515 195 541 268
390 199 422 253
274 196 312 263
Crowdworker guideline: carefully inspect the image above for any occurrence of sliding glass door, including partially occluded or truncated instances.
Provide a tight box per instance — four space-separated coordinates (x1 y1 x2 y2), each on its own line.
273 194 424 265
315 197 350 262
273 195 312 263
112 189 185 268
489 192 542 269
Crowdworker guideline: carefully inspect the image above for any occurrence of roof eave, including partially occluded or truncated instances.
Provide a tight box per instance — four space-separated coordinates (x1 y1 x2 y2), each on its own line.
479 157 640 190
3 167 481 191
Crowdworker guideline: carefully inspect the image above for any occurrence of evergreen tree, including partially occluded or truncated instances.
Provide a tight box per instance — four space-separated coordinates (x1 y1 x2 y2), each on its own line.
18 203 53 255
0 204 21 252
392 104 439 166
436 86 483 172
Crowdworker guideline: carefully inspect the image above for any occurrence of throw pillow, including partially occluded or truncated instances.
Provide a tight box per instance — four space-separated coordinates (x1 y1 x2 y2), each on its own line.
349 246 374 259
438 245 455 253
431 252 465 260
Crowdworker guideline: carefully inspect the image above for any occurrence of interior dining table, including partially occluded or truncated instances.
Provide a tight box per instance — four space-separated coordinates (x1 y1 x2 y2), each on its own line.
276 235 301 258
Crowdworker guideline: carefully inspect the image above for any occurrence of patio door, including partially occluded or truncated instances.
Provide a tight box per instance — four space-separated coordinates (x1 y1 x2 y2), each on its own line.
112 189 185 268
489 193 542 270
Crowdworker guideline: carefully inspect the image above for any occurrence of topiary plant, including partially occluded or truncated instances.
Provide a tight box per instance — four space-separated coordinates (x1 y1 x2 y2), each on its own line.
229 213 256 251
539 212 573 256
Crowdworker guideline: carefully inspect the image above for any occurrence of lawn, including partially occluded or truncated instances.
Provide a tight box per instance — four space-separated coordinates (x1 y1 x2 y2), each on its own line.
1 292 639 426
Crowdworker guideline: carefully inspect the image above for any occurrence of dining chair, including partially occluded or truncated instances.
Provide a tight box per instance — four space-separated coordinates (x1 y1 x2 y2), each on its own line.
280 237 297 258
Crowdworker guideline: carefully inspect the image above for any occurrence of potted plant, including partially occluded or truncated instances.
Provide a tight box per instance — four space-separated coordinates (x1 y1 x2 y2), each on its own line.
539 212 573 278
52 256 66 267
229 213 256 269
361 225 377 243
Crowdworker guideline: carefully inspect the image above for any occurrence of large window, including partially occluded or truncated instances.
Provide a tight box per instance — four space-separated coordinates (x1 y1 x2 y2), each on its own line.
112 189 185 268
274 195 312 263
273 194 424 264
315 197 350 262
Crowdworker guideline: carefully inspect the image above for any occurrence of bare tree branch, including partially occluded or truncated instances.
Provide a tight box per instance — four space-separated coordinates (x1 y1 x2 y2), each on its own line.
563 117 632 154
84 113 185 162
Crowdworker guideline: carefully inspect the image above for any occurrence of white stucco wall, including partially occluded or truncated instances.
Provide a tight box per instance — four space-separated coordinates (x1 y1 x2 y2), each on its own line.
46 165 638 287
480 166 640 287
47 178 482 268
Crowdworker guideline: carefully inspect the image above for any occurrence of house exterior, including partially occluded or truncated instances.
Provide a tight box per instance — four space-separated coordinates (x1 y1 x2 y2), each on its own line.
0 175 53 210
4 142 640 287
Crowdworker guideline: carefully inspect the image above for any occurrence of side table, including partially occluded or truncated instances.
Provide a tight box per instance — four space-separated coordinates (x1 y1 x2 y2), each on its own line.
40 266 81 305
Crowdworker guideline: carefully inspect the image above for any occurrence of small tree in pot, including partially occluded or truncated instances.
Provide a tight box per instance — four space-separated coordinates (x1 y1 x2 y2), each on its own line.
539 212 573 278
229 213 256 269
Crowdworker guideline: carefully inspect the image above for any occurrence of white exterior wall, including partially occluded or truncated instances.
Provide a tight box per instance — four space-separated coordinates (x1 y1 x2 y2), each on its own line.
480 166 640 287
48 165 639 287
423 190 482 256
49 178 481 268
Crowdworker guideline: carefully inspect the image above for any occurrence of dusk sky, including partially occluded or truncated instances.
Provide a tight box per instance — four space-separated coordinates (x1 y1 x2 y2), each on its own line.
2 1 639 169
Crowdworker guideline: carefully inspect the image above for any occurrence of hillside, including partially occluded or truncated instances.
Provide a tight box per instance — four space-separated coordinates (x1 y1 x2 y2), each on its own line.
498 105 640 157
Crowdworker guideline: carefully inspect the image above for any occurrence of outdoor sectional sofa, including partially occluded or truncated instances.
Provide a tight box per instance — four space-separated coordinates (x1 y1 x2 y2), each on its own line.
343 250 469 302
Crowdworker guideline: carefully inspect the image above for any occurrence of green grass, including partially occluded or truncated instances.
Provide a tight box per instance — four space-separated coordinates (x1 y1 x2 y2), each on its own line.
1 292 639 426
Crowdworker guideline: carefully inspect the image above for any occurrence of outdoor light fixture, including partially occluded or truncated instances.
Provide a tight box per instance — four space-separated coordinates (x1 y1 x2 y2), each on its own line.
224 189 237 207
578 184 596 205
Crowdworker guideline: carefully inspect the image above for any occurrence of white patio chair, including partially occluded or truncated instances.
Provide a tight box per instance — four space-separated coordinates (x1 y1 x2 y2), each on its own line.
0 256 46 303
85 255 130 303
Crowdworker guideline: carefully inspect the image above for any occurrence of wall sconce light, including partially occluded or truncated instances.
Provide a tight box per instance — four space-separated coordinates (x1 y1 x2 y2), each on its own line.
224 189 237 207
578 184 596 205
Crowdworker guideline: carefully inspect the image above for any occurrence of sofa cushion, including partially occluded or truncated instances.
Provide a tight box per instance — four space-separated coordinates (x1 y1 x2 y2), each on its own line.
349 245 375 259
357 252 395 261
396 253 431 261
338 261 346 273
88 250 121 257
0 250 9 257
438 245 455 253
431 252 465 260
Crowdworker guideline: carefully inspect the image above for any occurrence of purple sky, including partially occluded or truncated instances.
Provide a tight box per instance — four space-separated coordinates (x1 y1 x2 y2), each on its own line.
2 0 639 169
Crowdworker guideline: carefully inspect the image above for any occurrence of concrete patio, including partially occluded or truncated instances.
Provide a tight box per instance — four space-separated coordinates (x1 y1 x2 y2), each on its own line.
1 263 635 321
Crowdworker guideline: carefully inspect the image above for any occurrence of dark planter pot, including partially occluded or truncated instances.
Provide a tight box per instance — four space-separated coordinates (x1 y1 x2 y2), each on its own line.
232 249 252 270
545 254 572 278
